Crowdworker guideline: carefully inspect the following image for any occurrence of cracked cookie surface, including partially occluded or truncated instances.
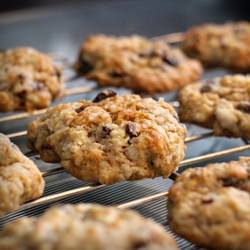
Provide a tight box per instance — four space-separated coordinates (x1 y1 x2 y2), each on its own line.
76 35 202 94
178 75 250 139
0 204 178 250
0 133 44 216
28 91 186 184
182 22 250 71
168 157 250 250
0 47 63 111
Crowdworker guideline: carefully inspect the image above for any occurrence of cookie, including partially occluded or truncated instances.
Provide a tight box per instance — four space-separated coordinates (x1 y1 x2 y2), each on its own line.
0 47 63 111
0 204 178 250
0 133 44 216
178 75 250 139
182 21 250 71
28 91 186 184
76 35 203 94
168 157 250 250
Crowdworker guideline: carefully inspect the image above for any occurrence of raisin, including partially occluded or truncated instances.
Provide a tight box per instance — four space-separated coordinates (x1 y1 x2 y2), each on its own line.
236 102 250 114
201 197 214 204
92 90 117 103
200 84 212 93
101 126 111 138
163 55 179 67
125 122 140 138
78 57 94 74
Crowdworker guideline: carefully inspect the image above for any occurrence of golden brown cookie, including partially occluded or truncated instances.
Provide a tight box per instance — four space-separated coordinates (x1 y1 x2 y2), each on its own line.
168 157 250 250
182 22 250 71
179 75 250 139
0 204 178 250
0 47 63 111
28 91 186 184
0 133 44 216
76 35 203 94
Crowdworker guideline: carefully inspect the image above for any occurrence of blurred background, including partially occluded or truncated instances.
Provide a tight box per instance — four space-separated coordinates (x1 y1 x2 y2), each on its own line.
0 0 250 58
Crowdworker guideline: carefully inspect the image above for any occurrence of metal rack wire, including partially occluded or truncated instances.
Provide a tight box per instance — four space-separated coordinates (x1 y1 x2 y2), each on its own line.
0 32 249 250
11 137 247 211
2 96 250 215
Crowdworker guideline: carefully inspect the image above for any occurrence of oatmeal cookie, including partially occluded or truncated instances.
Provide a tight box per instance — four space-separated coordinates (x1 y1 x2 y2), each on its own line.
0 47 63 111
28 91 186 184
182 21 250 71
0 204 178 250
0 133 44 216
179 74 250 139
168 157 250 250
76 35 203 94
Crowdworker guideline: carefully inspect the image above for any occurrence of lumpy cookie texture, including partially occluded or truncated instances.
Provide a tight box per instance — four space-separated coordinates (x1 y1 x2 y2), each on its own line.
76 35 203 93
168 157 250 250
182 22 250 71
0 204 178 250
0 47 63 111
28 92 186 184
0 133 44 216
178 75 250 139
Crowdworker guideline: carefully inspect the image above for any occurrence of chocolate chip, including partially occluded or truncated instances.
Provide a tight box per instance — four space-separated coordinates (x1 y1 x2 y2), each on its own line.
221 177 239 187
125 122 140 138
92 90 117 103
75 105 85 113
16 88 26 96
132 241 147 250
77 57 94 74
236 102 250 114
109 71 125 78
101 126 111 138
200 84 212 93
17 74 26 82
148 156 155 168
55 68 62 79
163 55 179 67
138 52 148 58
201 197 214 204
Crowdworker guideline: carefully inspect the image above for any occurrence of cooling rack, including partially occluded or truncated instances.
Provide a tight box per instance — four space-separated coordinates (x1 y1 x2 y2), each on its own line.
0 33 249 250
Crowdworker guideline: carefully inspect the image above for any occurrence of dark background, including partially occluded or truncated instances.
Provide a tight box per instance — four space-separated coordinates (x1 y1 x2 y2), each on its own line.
0 0 250 58
0 0 250 16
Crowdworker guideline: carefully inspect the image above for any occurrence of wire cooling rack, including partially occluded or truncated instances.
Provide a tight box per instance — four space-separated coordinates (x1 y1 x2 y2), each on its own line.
0 33 249 249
